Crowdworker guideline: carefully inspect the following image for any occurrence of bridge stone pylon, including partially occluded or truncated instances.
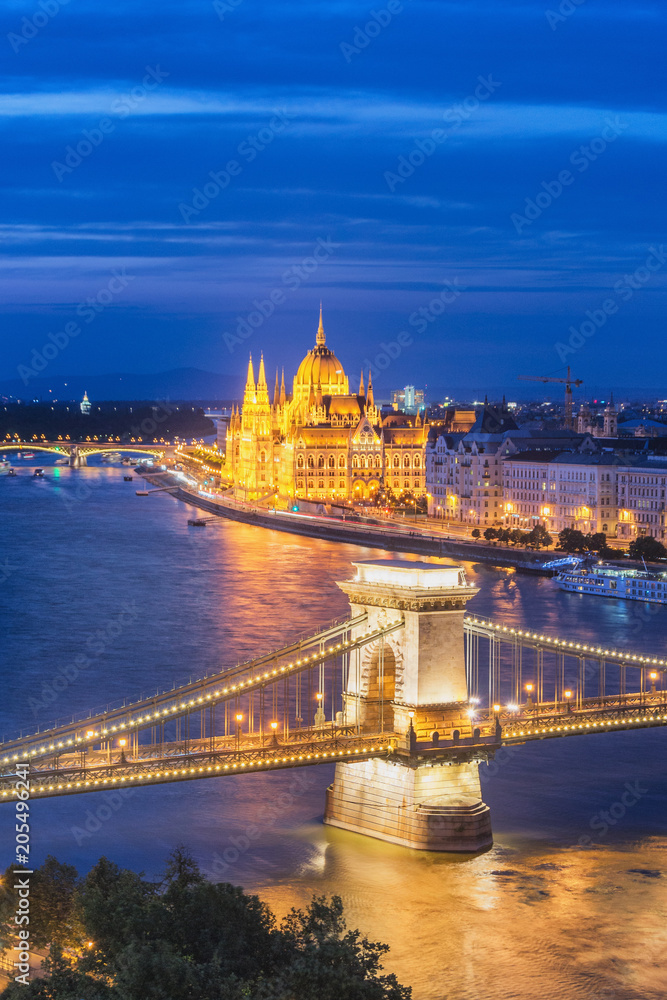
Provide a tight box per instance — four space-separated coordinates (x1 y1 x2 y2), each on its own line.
69 445 87 467
324 560 493 853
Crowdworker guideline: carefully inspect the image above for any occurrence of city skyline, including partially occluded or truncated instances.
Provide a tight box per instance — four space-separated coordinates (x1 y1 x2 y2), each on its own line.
2 1 666 394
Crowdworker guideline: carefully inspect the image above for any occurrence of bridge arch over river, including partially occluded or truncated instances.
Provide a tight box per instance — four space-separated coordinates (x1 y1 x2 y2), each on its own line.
1 561 665 853
1 441 168 466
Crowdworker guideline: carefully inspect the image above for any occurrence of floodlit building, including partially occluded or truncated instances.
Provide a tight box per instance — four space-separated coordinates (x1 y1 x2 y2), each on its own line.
226 310 428 501
502 452 667 541
391 385 425 413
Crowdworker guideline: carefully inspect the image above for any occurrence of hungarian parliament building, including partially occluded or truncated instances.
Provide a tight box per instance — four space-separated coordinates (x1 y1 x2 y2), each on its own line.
225 310 429 502
223 311 666 542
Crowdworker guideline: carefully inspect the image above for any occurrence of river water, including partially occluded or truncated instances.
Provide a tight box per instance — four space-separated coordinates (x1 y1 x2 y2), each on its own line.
1 462 666 999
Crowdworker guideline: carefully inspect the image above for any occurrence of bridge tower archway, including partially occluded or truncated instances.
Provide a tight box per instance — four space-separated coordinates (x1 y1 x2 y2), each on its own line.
326 560 493 853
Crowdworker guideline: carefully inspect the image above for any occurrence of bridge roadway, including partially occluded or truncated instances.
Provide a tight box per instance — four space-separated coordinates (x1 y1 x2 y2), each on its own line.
0 612 393 761
3 689 667 800
2 613 667 801
1 442 168 456
1 731 399 800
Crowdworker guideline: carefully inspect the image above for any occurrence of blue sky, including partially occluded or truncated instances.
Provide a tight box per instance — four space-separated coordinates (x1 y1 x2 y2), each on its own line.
1 0 666 398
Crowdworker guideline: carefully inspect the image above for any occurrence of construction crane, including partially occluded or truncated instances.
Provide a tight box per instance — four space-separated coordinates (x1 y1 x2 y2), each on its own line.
517 366 583 430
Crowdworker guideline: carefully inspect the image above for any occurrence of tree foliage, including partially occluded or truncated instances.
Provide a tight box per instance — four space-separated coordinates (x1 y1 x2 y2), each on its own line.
0 850 410 1000
0 858 81 953
628 535 667 561
526 524 552 549
558 528 590 553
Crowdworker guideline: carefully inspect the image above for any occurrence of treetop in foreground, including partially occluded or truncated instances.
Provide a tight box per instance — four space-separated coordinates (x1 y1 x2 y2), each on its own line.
0 848 411 1000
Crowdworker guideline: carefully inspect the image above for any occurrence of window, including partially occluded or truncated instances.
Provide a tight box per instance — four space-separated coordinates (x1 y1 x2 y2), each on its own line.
297 455 304 469
393 456 400 468
307 455 314 469
414 455 421 468
339 481 345 489
404 456 410 468
328 455 335 468
352 456 359 469
318 455 324 469
318 481 324 489
339 455 345 468
297 479 304 489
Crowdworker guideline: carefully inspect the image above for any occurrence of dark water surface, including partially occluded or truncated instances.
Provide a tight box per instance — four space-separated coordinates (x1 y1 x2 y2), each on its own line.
1 463 666 999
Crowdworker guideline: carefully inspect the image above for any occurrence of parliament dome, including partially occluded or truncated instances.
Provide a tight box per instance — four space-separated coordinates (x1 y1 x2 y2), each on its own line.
294 309 347 390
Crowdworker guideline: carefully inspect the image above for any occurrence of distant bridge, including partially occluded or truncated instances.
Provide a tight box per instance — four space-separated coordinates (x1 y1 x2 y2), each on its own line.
1 441 170 467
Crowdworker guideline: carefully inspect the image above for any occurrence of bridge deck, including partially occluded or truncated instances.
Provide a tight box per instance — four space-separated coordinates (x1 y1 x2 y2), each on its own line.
2 612 666 802
0 614 406 763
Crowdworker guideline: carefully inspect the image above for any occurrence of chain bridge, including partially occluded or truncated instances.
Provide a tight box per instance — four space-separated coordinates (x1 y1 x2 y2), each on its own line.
2 561 665 852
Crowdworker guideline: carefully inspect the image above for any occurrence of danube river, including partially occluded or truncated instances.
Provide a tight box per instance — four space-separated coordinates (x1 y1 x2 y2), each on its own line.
1 462 666 999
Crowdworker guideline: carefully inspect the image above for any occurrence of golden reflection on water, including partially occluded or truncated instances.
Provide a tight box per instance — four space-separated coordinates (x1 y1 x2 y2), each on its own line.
199 535 667 999
6 474 664 1000
252 826 667 1000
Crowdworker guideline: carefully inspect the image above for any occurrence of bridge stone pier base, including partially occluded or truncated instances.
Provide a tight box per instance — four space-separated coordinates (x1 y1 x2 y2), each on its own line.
324 560 493 853
69 447 87 467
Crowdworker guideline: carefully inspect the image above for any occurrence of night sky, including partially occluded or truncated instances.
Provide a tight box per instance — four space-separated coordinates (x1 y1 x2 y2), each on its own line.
2 0 665 398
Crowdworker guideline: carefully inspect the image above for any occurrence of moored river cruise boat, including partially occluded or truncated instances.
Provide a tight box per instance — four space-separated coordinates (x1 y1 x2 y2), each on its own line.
557 563 667 604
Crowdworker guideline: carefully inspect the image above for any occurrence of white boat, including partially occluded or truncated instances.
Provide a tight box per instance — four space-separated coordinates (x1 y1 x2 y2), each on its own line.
557 562 667 604
55 458 69 466
101 451 122 463
0 460 10 476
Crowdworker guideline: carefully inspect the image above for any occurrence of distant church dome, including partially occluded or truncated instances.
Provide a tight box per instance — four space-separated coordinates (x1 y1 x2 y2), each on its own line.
294 307 347 390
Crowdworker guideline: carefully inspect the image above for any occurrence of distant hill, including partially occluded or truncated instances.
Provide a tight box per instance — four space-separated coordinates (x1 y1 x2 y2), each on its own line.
0 368 243 402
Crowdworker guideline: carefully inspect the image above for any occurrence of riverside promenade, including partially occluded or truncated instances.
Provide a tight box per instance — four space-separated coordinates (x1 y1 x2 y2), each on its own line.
139 469 556 573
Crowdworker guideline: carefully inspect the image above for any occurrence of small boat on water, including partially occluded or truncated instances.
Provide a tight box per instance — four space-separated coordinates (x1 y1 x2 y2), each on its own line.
557 562 667 605
23 452 35 459
55 458 69 466
33 468 44 478
0 459 10 476
102 451 122 463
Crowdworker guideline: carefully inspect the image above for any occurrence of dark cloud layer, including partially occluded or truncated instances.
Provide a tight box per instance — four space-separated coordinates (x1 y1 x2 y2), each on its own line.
1 0 665 396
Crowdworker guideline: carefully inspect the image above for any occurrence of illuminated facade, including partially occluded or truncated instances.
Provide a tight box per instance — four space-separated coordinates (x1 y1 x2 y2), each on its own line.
502 453 667 541
225 310 428 501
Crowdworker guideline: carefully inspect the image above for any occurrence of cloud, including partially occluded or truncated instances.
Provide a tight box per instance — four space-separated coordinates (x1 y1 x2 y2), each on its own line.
1 85 666 145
